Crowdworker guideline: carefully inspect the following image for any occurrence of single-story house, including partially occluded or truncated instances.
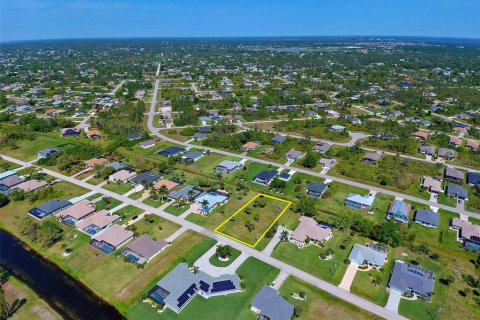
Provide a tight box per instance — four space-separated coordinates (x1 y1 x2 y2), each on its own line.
91 224 134 253
241 141 259 152
153 179 181 193
139 140 156 149
284 149 304 162
250 285 294 320
129 171 161 187
466 140 480 151
76 210 120 236
147 263 241 313
414 209 439 228
194 190 230 214
290 216 332 247
313 142 331 153
388 261 435 300
13 179 48 193
329 124 346 131
109 169 137 182
446 184 468 200
38 147 60 158
0 171 17 181
450 218 480 252
84 157 108 169
158 146 187 157
387 200 411 223
363 153 382 164
467 172 480 186
411 131 429 140
214 160 243 174
253 170 278 185
449 136 463 147
319 157 336 168
0 175 23 193
419 144 435 156
438 148 454 159
28 198 72 220
348 243 387 268
271 135 286 144
193 133 208 140
421 177 443 194
169 185 202 201
87 129 101 139
444 167 464 183
345 193 375 210
128 133 142 141
120 234 169 264
60 127 80 137
104 161 128 171
58 200 96 225
181 151 204 162
305 182 328 198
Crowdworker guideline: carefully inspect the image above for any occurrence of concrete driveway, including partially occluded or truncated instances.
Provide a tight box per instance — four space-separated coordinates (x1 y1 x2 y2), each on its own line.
194 243 249 277
338 263 358 291
385 290 402 313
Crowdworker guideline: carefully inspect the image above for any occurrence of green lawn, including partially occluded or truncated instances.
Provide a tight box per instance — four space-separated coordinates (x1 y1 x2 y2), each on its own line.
95 197 122 211
216 194 291 247
128 190 144 200
115 205 144 221
164 202 190 216
103 182 133 194
142 197 166 208
208 246 242 267
279 276 382 320
130 214 180 240
271 232 356 285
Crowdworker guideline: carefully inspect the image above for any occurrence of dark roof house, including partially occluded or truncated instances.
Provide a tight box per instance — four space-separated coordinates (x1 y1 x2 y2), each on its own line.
129 171 161 186
388 261 435 300
250 285 294 320
414 209 439 228
28 199 72 220
158 146 187 157
253 170 278 185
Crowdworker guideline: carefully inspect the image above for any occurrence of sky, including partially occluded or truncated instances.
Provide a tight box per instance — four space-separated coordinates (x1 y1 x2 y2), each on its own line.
1 0 479 41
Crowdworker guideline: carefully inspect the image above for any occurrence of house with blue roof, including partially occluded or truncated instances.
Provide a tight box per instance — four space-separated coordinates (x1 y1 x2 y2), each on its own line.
38 147 60 158
129 171 161 187
28 199 72 220
387 200 411 223
414 209 439 228
467 172 480 186
250 285 294 320
193 133 207 140
169 185 202 201
388 261 435 300
253 170 278 185
446 184 468 200
345 193 375 210
158 146 187 157
181 151 204 162
305 182 328 198
271 135 286 144
128 133 142 140
194 190 230 215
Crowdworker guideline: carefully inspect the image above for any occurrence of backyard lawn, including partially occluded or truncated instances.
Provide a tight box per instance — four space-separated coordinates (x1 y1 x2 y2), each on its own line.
103 182 133 194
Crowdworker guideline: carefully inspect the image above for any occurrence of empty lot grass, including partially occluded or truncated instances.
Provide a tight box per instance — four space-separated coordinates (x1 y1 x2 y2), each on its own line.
131 214 180 240
279 276 382 320
115 205 144 221
125 257 279 320
164 202 190 216
216 194 291 247
141 196 166 208
94 197 122 211
103 182 133 194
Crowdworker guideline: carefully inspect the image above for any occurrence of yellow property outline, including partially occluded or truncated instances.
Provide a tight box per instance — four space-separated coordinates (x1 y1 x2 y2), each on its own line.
214 193 292 248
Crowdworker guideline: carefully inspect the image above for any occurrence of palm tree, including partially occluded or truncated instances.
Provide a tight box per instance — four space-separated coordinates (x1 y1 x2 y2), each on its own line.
158 185 168 202
200 199 209 212
187 189 196 201
215 245 232 259
192 266 200 274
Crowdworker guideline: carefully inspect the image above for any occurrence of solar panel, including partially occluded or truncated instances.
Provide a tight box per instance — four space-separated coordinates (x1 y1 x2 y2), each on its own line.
199 280 210 292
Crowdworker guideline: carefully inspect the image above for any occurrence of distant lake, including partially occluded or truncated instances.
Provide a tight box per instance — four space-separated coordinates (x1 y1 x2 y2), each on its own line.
0 229 125 320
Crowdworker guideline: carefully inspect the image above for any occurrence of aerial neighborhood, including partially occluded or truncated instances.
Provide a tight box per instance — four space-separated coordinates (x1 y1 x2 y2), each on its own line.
0 36 479 320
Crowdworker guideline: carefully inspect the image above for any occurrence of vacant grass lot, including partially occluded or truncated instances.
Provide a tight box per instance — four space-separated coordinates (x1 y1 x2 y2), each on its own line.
130 214 180 240
216 194 291 247
279 276 382 320
125 257 279 320
103 182 133 194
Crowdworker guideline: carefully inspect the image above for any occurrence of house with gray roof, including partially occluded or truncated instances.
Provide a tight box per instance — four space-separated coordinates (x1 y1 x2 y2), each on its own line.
312 142 331 153
305 182 328 198
345 193 375 210
414 209 439 228
348 244 387 268
28 198 72 220
214 160 243 174
193 133 207 140
147 263 241 313
250 285 294 320
38 147 60 158
445 167 464 183
446 184 468 200
139 139 156 149
181 151 204 162
419 144 435 156
284 149 305 162
438 148 454 160
120 234 169 264
169 185 202 201
271 135 286 144
388 261 435 300
363 152 382 164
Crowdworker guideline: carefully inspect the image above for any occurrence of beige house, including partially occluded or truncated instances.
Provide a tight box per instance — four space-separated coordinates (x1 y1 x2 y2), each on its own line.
290 216 332 247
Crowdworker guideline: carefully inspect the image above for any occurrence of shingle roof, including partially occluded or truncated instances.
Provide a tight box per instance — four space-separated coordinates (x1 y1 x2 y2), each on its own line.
306 182 328 195
445 167 464 181
129 171 161 185
251 286 294 320
446 184 468 199
158 146 186 157
124 234 168 260
414 209 439 227
254 170 277 182
389 261 435 296
348 244 387 267
271 135 286 143
467 172 480 185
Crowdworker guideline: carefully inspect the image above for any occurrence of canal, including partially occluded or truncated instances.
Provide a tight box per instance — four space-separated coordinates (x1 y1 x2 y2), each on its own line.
0 229 125 320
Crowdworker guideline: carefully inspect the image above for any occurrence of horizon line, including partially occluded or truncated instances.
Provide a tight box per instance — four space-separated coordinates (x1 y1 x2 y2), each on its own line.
2 34 480 44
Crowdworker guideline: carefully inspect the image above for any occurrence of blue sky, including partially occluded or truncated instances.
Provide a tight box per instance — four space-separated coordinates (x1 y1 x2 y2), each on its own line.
1 0 479 41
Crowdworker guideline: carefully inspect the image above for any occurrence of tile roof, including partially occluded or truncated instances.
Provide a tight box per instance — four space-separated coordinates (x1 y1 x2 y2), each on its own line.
291 216 332 243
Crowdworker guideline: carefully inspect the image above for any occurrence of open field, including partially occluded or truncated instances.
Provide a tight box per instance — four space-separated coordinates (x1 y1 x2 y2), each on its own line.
215 194 291 247
130 214 180 239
